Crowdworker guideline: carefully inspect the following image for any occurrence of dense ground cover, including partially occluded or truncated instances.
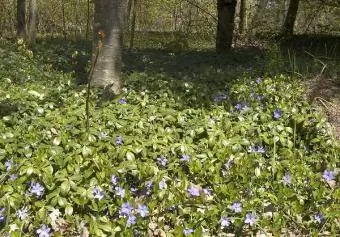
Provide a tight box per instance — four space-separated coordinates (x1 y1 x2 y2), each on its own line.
0 39 339 236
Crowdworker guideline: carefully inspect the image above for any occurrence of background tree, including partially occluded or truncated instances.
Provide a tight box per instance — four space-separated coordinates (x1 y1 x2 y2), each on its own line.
239 0 247 35
282 0 300 36
91 0 123 95
27 0 37 45
216 0 237 52
16 0 26 38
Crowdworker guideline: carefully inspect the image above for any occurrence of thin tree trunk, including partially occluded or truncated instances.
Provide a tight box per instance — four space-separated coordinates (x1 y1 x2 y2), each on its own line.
125 0 133 28
239 0 247 34
86 0 90 40
91 0 123 95
75 0 80 40
27 0 37 45
282 0 300 36
129 0 137 50
61 0 66 39
216 0 237 52
17 0 26 38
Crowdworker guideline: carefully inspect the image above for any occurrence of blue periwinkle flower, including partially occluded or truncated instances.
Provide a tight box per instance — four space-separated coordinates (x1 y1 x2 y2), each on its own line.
322 170 335 182
36 224 51 237
187 185 200 197
92 186 105 201
183 228 194 236
231 202 242 213
29 182 45 198
220 216 231 228
273 109 282 119
136 204 149 217
244 213 256 226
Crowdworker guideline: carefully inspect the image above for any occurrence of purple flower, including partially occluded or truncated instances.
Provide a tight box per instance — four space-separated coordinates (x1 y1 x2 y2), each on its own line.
231 202 242 213
0 208 5 223
111 175 118 186
9 174 18 181
180 154 190 162
255 77 262 84
187 185 200 197
126 214 136 227
136 204 149 217
322 170 335 182
282 173 291 185
115 136 123 145
203 188 212 197
220 216 232 228
119 98 127 104
158 178 166 190
36 224 51 237
119 202 133 217
157 155 168 167
17 207 29 220
249 145 266 154
235 103 250 111
92 186 105 201
273 109 283 119
5 159 13 171
244 213 256 226
115 187 125 198
314 213 324 223
235 103 243 110
183 228 194 236
29 182 45 198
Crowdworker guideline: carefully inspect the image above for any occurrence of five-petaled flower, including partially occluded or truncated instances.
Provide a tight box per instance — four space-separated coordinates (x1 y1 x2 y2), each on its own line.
115 136 123 145
183 228 194 236
5 159 13 171
29 182 45 198
17 207 29 220
244 213 256 226
119 98 127 104
136 204 149 217
231 202 242 213
111 175 118 186
282 173 291 185
157 155 168 167
180 154 190 162
36 224 51 237
187 185 200 197
126 214 136 227
92 186 105 201
158 178 166 190
322 170 335 182
220 216 232 228
273 109 282 119
314 213 324 223
119 202 133 217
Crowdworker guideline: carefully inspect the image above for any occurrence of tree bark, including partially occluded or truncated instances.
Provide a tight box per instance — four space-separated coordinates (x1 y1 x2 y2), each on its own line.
17 0 26 38
27 0 37 45
129 0 137 50
91 0 123 95
239 0 247 34
216 0 237 52
282 0 300 36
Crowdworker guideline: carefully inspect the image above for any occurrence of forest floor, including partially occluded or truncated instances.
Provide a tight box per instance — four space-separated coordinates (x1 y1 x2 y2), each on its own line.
305 76 340 139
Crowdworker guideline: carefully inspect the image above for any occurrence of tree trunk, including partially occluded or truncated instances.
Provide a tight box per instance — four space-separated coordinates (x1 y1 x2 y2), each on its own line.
239 0 247 34
129 0 137 50
91 0 123 95
27 0 37 45
282 0 300 36
61 0 66 39
17 0 26 38
216 0 237 52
